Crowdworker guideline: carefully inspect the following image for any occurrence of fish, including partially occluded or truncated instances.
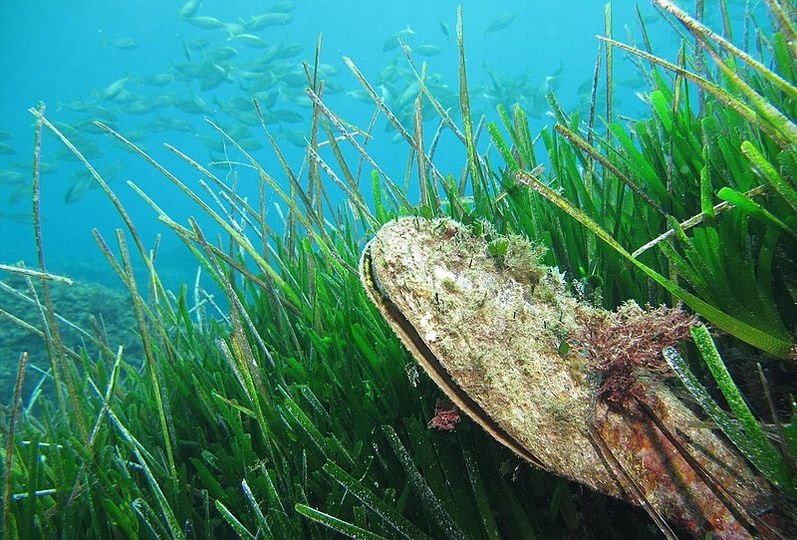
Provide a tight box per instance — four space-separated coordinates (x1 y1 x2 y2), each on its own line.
179 0 201 19
288 94 313 109
137 73 175 86
377 61 402 84
439 22 450 40
210 46 238 60
344 89 373 104
269 109 304 123
6 185 30 205
143 118 171 133
59 99 92 112
0 143 17 155
39 161 58 175
484 13 516 33
109 89 137 105
396 81 421 110
253 90 279 109
163 118 194 133
323 80 344 94
620 77 647 89
64 172 95 204
55 146 100 162
108 37 139 50
120 100 158 115
270 1 295 13
150 94 175 108
228 110 261 126
218 96 255 114
577 79 593 96
186 16 224 30
228 34 268 48
0 210 32 224
237 137 264 151
539 63 563 93
222 21 246 37
360 217 784 539
174 95 214 115
382 26 414 52
226 126 253 141
124 130 148 143
0 170 25 184
200 71 226 91
101 76 130 101
75 119 108 135
179 38 193 62
237 69 265 81
240 73 278 93
280 69 308 88
87 105 118 122
382 36 401 52
0 130 12 141
243 13 293 30
187 38 210 50
316 63 339 77
51 121 79 139
274 42 303 59
638 13 660 25
196 134 225 152
280 129 306 147
413 44 441 57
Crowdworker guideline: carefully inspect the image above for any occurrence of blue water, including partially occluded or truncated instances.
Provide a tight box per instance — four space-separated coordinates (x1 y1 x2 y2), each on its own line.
0 1 728 290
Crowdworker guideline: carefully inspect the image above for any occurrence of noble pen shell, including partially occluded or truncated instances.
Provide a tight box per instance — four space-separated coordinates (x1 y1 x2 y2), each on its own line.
360 216 781 539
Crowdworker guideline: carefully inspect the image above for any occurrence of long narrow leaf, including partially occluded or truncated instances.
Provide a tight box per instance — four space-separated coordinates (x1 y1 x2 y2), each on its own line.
295 504 386 539
515 169 794 358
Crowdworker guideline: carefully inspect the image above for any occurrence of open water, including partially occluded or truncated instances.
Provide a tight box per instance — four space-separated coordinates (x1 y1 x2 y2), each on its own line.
0 1 700 287
0 0 756 393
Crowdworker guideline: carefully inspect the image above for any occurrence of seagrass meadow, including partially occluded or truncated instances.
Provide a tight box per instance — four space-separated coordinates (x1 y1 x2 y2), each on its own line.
1 0 796 538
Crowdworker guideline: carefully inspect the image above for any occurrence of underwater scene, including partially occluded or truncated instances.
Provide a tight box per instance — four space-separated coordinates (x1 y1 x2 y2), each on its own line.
1 0 795 537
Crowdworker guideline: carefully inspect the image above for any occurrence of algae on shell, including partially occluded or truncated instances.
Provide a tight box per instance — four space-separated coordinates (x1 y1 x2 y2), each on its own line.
360 216 778 538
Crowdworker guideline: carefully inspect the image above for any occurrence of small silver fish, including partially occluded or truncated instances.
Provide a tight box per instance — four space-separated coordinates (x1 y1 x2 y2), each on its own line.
413 44 442 57
108 37 139 50
270 1 295 13
186 16 224 30
439 21 450 40
101 76 129 101
179 0 201 19
64 172 95 204
0 170 24 183
484 13 516 33
0 142 17 155
382 26 414 52
137 73 174 86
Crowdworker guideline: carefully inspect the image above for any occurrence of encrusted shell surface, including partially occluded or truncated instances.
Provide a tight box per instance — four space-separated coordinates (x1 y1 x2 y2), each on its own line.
360 217 778 539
